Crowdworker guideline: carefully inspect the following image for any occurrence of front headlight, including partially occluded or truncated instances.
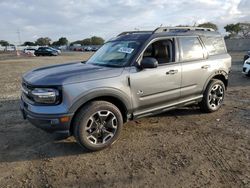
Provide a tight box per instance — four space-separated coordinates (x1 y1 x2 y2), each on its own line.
31 88 59 104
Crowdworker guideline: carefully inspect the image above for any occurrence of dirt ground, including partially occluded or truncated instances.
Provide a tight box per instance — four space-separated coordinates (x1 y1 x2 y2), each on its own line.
0 51 249 188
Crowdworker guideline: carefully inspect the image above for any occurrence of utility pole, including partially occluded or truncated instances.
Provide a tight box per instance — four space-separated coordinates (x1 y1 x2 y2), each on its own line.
17 29 21 46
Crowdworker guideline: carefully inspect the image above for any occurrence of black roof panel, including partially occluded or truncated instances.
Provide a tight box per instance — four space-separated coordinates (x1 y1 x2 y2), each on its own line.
109 33 152 42
110 29 222 43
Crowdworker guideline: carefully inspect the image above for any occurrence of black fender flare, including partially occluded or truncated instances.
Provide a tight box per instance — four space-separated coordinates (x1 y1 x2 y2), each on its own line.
202 70 229 92
68 87 132 114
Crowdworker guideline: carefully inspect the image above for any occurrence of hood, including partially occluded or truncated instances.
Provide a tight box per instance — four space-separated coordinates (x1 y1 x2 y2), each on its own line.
23 62 124 86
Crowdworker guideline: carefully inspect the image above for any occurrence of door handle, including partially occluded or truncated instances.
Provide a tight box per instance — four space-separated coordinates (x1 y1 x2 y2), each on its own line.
201 65 210 69
166 70 178 75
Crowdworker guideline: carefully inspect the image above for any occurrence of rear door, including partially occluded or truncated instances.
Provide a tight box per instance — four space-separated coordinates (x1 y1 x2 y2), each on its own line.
129 38 181 117
178 36 210 100
44 48 51 55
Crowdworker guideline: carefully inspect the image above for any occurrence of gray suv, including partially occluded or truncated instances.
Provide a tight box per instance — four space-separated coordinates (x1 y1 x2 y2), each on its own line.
20 27 231 151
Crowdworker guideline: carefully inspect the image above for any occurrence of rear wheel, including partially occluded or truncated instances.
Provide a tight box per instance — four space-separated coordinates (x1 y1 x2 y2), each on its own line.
199 79 225 113
73 101 123 151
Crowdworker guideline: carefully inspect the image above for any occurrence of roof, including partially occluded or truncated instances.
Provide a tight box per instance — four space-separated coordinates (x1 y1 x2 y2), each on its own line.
109 33 152 42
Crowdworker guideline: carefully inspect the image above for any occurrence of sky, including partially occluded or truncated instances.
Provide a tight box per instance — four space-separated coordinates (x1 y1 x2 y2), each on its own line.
0 0 249 44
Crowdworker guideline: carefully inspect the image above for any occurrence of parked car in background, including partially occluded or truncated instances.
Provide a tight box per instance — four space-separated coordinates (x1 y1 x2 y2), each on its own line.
91 46 99 51
34 47 59 56
84 46 99 52
243 58 250 76
243 51 250 61
73 47 84 51
85 46 92 51
23 48 37 54
50 47 61 54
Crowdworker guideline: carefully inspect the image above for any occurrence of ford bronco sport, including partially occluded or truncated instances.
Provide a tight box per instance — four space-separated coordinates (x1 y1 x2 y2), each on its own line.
20 27 231 151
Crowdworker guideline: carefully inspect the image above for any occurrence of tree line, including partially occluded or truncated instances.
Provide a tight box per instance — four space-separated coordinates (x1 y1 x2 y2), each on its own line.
0 36 105 47
190 22 250 39
1 22 250 47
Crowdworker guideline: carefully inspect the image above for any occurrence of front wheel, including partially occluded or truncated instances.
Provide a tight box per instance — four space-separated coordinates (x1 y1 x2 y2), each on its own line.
73 101 123 151
246 71 250 77
199 79 225 113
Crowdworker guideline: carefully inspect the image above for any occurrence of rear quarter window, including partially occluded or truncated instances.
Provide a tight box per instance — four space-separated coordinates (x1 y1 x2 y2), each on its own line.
201 36 226 55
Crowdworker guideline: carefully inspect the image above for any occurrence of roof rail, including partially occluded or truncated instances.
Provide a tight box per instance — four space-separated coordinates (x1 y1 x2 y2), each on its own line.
153 27 215 33
117 30 152 36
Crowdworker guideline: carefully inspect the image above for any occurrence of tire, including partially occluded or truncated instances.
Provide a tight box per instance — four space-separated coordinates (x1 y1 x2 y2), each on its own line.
73 101 123 151
199 79 225 113
247 71 250 77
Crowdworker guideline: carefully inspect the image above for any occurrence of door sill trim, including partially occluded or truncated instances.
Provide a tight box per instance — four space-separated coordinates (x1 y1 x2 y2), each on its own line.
133 95 203 119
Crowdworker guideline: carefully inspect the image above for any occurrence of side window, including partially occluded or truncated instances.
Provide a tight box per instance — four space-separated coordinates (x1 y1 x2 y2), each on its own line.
143 39 175 64
201 36 226 55
179 37 204 61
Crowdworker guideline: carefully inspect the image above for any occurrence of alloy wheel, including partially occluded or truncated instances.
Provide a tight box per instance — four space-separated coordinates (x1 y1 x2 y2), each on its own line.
208 84 224 109
85 110 118 145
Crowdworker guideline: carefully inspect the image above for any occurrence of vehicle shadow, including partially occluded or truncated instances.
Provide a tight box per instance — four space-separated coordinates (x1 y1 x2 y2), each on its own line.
153 106 202 118
0 135 90 163
0 99 221 163
0 99 91 163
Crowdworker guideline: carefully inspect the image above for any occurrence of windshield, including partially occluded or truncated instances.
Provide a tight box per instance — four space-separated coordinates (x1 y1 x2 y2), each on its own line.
86 41 141 67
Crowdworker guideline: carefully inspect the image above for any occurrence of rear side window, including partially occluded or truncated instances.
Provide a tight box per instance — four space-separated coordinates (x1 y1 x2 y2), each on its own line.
178 37 204 61
201 36 226 55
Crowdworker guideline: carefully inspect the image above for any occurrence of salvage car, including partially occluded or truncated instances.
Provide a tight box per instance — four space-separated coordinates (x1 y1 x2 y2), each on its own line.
20 27 231 151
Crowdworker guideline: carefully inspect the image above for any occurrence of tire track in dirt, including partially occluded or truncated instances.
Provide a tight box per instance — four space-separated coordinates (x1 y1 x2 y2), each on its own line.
197 132 244 187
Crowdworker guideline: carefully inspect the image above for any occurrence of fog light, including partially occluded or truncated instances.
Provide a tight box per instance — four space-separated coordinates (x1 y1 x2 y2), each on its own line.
60 116 70 123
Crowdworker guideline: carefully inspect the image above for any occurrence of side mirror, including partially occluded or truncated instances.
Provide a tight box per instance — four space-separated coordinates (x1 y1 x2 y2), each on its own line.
141 57 158 68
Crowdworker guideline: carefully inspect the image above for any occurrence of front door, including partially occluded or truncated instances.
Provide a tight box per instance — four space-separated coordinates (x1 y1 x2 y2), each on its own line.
129 38 181 117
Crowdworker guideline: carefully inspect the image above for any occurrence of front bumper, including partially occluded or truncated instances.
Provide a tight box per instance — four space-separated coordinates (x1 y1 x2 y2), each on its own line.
20 97 74 136
242 66 250 75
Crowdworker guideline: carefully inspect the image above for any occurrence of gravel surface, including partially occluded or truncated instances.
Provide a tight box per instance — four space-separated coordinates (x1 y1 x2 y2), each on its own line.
0 51 249 188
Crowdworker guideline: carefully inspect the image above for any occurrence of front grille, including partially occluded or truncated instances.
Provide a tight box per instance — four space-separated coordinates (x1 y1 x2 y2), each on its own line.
22 81 34 102
243 67 247 72
22 81 34 90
